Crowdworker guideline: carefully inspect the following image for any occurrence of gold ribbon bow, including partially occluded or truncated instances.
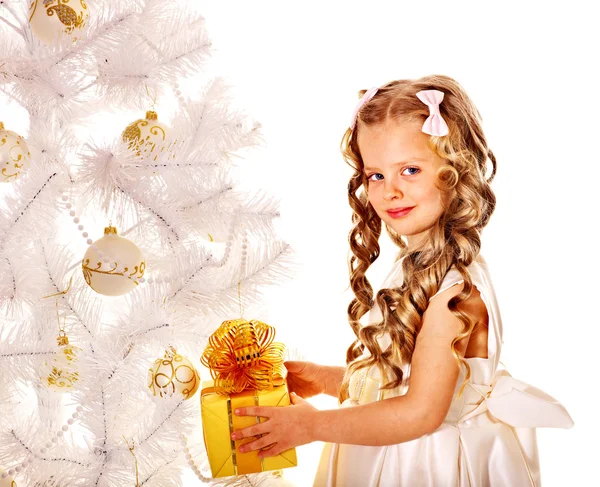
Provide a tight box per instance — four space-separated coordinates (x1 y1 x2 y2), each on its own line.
201 319 286 395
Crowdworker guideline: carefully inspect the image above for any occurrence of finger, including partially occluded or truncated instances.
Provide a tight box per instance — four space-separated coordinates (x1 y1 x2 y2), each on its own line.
231 422 269 440
290 391 305 405
283 361 304 372
238 435 275 453
258 442 285 458
235 406 273 418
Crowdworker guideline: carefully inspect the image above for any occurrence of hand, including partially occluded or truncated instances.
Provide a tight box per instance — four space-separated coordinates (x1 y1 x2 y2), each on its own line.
231 392 317 457
284 360 327 399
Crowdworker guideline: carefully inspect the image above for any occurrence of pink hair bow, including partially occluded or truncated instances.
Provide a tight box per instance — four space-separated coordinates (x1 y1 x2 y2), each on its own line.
416 89 449 136
350 86 379 130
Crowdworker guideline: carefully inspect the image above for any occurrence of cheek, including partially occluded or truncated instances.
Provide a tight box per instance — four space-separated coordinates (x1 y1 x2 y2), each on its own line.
418 184 442 205
367 187 382 210
422 189 445 218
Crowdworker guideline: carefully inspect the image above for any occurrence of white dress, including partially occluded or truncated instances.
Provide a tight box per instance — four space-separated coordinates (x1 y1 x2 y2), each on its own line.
313 253 574 487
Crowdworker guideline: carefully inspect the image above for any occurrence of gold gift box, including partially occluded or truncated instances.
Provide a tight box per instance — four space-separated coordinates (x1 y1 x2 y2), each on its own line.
201 380 298 478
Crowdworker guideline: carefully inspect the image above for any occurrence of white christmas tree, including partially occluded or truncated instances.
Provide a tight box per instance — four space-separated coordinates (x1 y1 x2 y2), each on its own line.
0 1 296 485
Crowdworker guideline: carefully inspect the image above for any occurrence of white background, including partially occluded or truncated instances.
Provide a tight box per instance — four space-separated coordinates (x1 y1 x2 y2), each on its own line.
2 0 596 485
189 1 598 485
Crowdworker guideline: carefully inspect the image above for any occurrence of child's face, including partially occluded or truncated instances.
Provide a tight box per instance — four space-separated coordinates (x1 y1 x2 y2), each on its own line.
357 118 446 251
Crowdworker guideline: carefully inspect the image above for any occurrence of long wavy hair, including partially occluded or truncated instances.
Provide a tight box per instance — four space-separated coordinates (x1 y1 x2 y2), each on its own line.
338 74 497 403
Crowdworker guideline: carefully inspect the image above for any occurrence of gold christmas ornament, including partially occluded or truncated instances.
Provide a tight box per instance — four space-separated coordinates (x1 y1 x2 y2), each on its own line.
122 110 174 162
42 332 81 393
1 122 31 183
82 226 145 296
28 0 89 45
147 347 200 400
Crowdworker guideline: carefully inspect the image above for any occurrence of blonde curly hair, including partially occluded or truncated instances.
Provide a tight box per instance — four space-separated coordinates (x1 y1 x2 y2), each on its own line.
338 74 497 403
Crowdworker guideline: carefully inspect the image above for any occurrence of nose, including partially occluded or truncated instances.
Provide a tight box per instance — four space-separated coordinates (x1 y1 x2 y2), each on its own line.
383 175 403 200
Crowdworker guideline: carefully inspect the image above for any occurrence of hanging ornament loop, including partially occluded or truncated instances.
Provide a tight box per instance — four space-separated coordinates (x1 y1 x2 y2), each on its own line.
42 274 74 300
145 83 157 111
41 276 74 345
237 281 244 318
124 436 140 487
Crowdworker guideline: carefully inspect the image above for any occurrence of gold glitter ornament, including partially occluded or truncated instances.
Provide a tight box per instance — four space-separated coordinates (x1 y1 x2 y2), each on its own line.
122 110 173 162
41 332 81 393
82 226 145 297
147 347 200 400
28 0 89 45
1 122 31 183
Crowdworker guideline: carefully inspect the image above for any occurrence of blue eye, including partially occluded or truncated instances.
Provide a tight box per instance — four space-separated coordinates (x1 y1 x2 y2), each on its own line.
403 166 420 176
367 173 384 182
366 166 420 182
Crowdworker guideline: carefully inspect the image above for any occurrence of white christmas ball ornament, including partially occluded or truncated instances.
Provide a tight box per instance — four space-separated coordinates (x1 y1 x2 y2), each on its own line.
122 111 173 162
42 334 81 393
82 226 145 296
147 347 200 400
28 0 89 45
1 122 31 183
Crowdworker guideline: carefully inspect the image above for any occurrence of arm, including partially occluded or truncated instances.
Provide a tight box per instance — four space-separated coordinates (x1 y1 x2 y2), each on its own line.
234 282 487 454
313 281 486 445
313 392 432 445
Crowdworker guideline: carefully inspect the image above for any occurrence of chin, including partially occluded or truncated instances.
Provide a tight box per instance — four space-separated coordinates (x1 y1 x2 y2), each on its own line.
385 222 410 236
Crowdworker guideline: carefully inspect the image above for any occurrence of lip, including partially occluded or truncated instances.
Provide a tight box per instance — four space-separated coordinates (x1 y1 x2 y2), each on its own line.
386 206 415 218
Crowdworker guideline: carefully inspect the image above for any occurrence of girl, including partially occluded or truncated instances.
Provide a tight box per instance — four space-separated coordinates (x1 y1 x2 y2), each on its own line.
233 75 574 486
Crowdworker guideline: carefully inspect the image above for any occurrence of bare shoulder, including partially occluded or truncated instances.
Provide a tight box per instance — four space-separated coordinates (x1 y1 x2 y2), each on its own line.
423 280 489 356
406 281 489 431
421 281 488 334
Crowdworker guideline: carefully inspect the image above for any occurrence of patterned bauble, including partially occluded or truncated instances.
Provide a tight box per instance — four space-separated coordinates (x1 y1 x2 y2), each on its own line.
147 347 200 400
82 226 145 296
41 333 81 393
1 122 31 183
28 0 89 45
122 111 173 162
